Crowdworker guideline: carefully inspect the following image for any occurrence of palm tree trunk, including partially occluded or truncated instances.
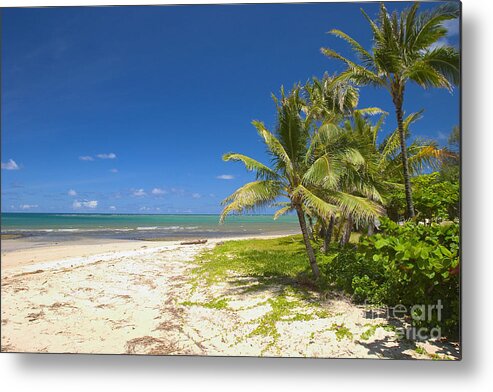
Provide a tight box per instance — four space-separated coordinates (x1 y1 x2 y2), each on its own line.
295 206 320 279
393 91 415 219
323 215 336 255
307 215 315 241
339 214 353 247
367 220 375 236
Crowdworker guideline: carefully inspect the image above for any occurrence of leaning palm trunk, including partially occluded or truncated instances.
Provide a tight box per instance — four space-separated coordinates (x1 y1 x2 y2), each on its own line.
323 215 336 255
339 214 353 247
393 91 415 219
295 205 320 279
307 215 315 241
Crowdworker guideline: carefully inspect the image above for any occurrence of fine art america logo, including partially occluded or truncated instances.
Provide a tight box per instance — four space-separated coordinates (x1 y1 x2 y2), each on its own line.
320 291 446 341
363 300 444 340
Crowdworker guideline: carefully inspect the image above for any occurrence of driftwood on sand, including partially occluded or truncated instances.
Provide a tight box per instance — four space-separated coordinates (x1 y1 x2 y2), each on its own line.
179 239 208 245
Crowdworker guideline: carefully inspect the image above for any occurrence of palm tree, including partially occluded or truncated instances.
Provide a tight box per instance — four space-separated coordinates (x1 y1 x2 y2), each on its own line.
303 74 359 123
220 87 382 279
310 109 387 246
321 2 459 218
303 75 380 249
342 109 449 224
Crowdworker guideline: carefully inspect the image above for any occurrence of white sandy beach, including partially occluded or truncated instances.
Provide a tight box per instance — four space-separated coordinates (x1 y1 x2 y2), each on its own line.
1 236 460 359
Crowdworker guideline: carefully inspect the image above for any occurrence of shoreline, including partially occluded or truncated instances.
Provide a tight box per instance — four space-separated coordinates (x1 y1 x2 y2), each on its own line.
1 232 298 271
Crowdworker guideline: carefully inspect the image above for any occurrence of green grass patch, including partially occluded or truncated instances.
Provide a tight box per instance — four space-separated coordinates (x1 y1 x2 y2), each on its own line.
185 235 345 353
192 235 310 286
330 323 353 341
245 286 330 354
414 346 453 360
190 235 341 291
181 297 229 310
360 323 384 340
414 346 427 355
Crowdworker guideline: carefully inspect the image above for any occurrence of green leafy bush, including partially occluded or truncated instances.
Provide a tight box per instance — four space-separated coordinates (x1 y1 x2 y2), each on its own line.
387 173 459 222
325 218 460 337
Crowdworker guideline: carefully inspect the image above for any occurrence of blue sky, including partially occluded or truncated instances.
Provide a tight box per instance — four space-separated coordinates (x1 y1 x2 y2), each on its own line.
1 2 460 214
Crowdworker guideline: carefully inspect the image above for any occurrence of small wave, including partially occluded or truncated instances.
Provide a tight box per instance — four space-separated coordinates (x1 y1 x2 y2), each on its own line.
136 226 200 231
2 229 56 233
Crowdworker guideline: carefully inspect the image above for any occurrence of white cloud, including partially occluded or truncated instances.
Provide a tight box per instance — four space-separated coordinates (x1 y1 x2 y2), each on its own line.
79 156 94 161
139 206 151 211
19 204 38 210
216 174 234 180
68 189 77 196
429 38 449 50
96 153 117 159
437 131 448 141
1 159 20 170
73 200 98 209
443 19 459 36
192 193 202 199
109 168 118 173
170 187 185 195
109 206 116 211
151 187 167 195
429 20 459 51
133 188 147 197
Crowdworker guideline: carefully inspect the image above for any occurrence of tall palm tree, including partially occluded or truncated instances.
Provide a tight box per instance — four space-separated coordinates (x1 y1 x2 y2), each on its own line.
342 109 449 224
220 87 382 279
321 2 459 218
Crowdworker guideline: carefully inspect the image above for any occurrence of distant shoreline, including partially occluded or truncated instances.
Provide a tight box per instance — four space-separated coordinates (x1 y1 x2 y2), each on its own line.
0 232 298 268
1 213 300 243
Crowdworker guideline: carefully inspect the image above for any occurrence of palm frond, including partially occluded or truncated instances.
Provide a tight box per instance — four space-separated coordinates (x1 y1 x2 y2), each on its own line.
404 60 452 90
292 185 338 221
334 67 386 89
354 107 388 117
273 205 293 220
329 29 374 66
223 153 279 180
303 152 344 189
412 2 459 51
421 46 460 86
220 180 283 223
327 191 384 224
380 111 423 162
407 143 449 174
252 120 295 179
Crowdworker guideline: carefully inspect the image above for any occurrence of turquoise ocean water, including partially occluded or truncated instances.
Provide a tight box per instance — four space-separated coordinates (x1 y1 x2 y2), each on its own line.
1 213 300 241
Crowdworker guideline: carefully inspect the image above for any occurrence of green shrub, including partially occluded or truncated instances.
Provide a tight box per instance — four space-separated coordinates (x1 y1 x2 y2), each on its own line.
325 218 460 337
387 173 459 222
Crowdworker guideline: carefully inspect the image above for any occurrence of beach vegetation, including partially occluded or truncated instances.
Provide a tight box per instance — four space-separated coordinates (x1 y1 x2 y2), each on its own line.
211 1 460 340
220 86 384 280
325 218 460 337
181 298 230 310
330 323 353 341
322 2 459 218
